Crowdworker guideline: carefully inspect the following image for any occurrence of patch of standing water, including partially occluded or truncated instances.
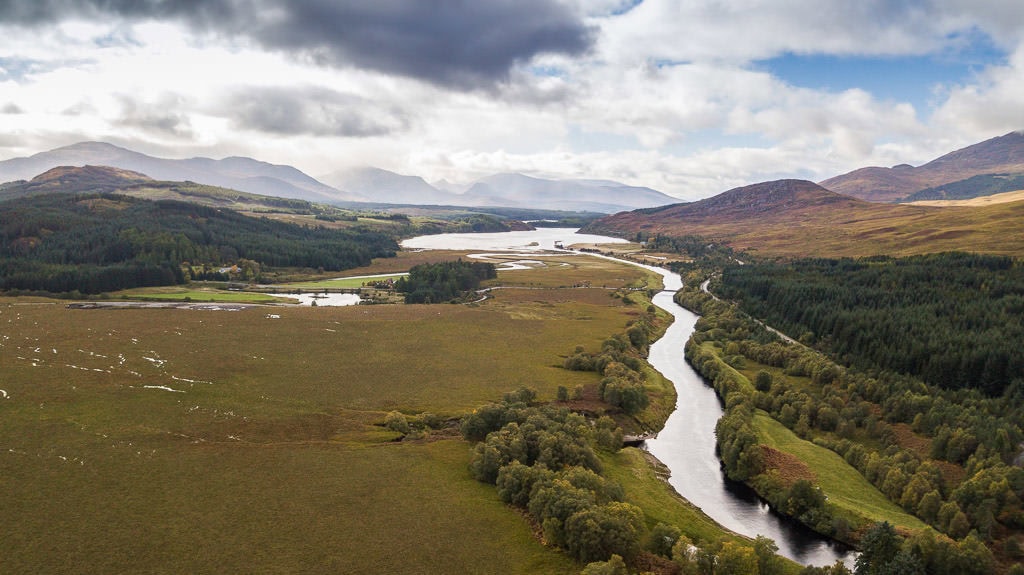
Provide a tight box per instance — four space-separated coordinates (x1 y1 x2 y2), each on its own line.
290 293 362 307
400 227 628 251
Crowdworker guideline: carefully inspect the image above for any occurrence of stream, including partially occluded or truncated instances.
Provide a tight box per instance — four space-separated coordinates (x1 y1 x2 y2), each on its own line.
402 229 855 567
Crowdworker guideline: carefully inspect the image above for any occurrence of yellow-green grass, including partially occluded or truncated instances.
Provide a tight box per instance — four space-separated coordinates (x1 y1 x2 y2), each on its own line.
906 189 1024 207
278 274 406 289
493 254 663 291
1 435 577 574
736 359 819 398
603 449 803 575
598 194 1024 257
1 299 626 416
113 286 296 304
698 341 756 394
0 258 649 573
753 412 928 533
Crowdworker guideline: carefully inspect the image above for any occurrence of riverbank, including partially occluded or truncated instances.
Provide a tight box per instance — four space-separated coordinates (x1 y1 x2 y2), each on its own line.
674 278 928 558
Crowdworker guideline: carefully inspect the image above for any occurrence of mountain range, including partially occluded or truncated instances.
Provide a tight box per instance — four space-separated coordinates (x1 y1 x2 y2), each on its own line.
584 178 1024 257
820 131 1024 202
321 168 678 212
0 142 349 204
0 142 678 213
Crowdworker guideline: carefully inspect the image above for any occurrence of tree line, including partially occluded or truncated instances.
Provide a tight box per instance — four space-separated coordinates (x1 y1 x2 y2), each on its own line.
0 193 398 294
462 388 803 574
715 252 1024 396
675 263 1021 572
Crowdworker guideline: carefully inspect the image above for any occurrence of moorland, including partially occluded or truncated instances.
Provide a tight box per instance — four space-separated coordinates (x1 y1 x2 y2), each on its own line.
3 129 1024 575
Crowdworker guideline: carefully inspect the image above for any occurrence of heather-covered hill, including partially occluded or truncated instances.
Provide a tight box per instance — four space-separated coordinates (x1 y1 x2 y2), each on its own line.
583 179 1024 257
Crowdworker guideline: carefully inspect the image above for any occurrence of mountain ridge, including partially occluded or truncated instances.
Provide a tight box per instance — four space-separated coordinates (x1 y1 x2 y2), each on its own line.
323 167 679 213
2 142 679 213
0 142 356 204
820 130 1024 202
584 178 1024 257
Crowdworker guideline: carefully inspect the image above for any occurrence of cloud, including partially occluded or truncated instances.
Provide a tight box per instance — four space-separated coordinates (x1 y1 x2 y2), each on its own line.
0 0 595 89
114 92 193 137
932 45 1024 136
222 85 410 137
1 102 24 114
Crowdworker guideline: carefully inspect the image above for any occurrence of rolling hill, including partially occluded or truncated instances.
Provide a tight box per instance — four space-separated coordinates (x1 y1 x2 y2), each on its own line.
583 179 1024 257
0 165 333 213
820 130 1024 202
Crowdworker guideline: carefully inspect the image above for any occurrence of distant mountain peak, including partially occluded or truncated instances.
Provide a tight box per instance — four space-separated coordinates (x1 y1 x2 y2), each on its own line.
662 179 854 219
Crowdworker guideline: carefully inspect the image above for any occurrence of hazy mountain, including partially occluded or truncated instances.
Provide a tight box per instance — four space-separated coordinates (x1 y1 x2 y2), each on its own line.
821 130 1024 202
0 142 356 203
320 166 453 204
323 167 678 212
431 178 470 195
584 178 1024 257
1 142 678 212
463 173 678 213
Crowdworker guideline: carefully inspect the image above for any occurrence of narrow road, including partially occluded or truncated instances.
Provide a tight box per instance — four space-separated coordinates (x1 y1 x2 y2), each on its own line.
700 276 800 346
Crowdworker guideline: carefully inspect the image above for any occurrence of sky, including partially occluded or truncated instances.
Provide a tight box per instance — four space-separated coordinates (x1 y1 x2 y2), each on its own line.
0 0 1023 201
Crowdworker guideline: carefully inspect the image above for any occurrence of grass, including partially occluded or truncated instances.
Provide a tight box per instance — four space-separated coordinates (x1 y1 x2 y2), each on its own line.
278 274 406 289
753 412 928 533
1 436 578 574
602 449 803 575
112 286 296 304
595 190 1024 257
0 252 674 574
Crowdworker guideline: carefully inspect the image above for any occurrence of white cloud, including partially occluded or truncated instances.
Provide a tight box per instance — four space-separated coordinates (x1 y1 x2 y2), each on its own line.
0 1 1022 200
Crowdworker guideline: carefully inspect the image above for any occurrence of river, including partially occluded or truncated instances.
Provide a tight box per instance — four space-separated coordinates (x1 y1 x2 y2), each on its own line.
402 228 854 567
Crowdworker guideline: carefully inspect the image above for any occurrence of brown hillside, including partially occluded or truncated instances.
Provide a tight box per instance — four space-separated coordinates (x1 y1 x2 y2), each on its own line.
0 165 153 198
821 130 1024 202
585 178 1024 257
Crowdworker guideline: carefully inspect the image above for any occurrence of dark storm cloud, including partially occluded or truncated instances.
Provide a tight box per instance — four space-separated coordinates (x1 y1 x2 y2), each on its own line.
224 86 410 137
0 0 595 89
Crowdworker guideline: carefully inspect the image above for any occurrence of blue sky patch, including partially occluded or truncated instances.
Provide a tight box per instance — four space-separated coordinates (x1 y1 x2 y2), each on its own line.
755 31 1006 110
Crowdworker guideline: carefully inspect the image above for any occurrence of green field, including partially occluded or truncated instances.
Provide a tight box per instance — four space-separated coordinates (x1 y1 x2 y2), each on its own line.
754 413 928 532
278 274 406 289
114 286 297 304
0 253 691 573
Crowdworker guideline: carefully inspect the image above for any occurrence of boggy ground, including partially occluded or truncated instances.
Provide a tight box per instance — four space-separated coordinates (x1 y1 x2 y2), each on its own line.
0 251 697 574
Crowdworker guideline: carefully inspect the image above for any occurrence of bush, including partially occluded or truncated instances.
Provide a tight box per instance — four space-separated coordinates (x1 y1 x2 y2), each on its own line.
383 411 410 434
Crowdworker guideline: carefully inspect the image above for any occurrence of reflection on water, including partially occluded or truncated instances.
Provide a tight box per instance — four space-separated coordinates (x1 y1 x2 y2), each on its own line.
400 228 628 251
391 228 857 567
289 293 361 307
640 288 855 568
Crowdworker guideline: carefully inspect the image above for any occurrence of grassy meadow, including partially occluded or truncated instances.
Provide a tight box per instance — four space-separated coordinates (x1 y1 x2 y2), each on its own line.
753 413 928 533
0 251 682 573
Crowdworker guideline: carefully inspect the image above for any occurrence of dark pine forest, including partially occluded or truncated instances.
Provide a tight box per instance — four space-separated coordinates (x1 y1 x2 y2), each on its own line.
0 193 398 294
717 252 1024 396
